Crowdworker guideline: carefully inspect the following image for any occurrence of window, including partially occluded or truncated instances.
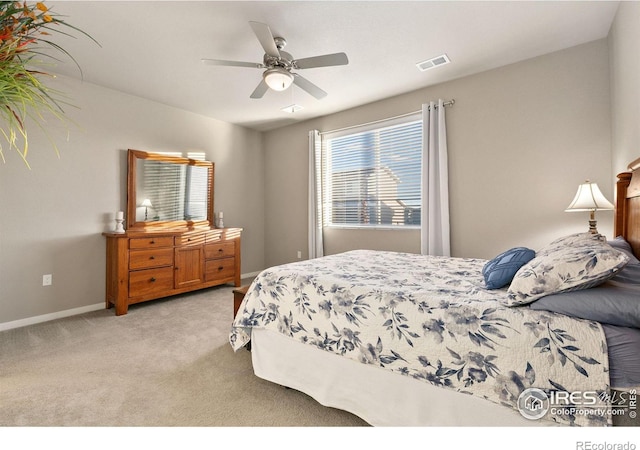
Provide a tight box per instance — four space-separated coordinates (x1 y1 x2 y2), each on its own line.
319 114 422 227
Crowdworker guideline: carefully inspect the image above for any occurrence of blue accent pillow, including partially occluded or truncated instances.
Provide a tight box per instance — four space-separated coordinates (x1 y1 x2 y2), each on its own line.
483 247 535 289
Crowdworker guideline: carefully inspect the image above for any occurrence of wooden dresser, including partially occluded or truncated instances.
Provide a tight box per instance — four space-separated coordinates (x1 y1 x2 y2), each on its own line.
103 227 241 315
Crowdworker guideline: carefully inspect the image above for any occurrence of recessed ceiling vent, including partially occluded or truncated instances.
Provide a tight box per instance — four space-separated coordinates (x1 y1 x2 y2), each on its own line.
281 103 304 113
416 54 450 72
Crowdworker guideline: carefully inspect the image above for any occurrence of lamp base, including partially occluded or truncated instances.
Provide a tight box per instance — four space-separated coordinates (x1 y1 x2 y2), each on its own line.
587 209 603 236
587 219 606 241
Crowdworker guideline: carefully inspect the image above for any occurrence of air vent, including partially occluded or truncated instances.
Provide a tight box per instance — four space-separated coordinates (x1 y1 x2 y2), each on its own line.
281 104 304 113
416 54 450 72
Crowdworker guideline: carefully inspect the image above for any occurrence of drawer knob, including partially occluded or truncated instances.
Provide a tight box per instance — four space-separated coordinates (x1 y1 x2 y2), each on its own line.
150 240 155 245
149 256 155 260
150 277 156 282
218 266 224 271
218 248 223 253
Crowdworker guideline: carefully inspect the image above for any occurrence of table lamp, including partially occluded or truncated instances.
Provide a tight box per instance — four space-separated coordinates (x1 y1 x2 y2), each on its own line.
565 180 614 235
141 198 152 221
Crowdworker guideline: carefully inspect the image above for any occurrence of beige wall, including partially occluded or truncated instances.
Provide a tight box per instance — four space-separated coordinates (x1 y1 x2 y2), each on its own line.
5 21 634 327
264 39 612 266
609 1 640 175
0 76 264 326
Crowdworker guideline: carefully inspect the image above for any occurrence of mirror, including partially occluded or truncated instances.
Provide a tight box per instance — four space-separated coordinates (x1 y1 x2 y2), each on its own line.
127 149 214 230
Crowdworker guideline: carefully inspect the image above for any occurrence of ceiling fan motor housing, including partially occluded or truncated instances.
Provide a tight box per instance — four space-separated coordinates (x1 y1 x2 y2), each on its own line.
264 50 294 69
202 21 345 99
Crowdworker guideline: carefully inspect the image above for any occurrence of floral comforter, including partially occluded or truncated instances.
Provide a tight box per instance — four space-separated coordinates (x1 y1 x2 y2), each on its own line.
229 250 611 426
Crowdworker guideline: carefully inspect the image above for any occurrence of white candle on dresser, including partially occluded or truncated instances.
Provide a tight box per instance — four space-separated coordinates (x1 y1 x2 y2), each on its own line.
116 211 124 220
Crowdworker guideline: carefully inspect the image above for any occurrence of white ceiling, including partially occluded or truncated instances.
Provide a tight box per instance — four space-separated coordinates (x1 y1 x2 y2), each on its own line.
48 1 620 131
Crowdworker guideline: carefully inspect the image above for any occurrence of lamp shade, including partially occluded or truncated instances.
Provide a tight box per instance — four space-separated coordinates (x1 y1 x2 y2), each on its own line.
263 67 294 91
565 181 614 212
141 198 152 207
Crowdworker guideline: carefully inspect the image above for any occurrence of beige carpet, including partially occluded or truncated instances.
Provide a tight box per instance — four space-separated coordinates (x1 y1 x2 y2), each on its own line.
0 284 368 427
3 282 636 442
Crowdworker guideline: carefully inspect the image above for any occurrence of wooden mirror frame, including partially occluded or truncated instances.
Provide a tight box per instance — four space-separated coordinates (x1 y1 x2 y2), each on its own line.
126 149 215 230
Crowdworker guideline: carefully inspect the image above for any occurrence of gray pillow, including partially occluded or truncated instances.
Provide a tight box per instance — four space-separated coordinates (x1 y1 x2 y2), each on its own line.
529 263 640 328
608 236 640 265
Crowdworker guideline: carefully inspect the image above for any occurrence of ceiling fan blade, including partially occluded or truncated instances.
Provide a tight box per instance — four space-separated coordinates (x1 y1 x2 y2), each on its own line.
293 52 349 69
201 58 263 68
250 79 269 99
293 74 327 100
249 21 281 58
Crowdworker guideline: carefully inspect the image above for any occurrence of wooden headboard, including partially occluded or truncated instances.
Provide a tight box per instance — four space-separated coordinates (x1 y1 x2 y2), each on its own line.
615 156 640 257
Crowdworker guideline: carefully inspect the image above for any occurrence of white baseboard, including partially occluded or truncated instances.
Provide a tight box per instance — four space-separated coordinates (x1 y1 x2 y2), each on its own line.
1 275 262 333
0 303 104 332
241 271 261 280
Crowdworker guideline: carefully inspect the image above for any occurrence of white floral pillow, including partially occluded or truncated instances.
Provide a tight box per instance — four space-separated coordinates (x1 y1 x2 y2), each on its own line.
536 232 603 257
505 241 629 306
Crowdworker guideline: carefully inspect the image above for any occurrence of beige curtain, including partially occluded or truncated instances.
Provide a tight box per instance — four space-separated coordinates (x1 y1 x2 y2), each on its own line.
421 100 450 256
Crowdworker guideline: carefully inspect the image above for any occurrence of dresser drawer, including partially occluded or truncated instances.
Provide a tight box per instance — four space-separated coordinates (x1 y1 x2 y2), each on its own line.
129 267 174 298
204 241 235 260
205 257 235 282
175 233 206 247
129 236 173 249
129 248 173 270
205 230 225 243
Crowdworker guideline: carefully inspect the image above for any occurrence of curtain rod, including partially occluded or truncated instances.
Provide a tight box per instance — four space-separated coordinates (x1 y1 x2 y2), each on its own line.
319 99 455 136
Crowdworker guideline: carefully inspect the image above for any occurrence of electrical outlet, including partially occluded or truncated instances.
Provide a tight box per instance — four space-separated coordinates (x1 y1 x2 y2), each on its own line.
297 251 302 259
42 274 52 286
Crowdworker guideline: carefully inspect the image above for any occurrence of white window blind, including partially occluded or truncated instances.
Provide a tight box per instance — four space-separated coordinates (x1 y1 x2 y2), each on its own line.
143 160 185 221
183 165 208 220
141 152 208 222
320 114 422 227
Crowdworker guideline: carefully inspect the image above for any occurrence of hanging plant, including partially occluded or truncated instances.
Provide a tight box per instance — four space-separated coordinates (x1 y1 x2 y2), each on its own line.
0 1 97 168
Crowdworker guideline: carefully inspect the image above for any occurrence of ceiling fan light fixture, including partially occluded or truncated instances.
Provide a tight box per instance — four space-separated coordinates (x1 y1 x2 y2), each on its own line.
263 67 294 91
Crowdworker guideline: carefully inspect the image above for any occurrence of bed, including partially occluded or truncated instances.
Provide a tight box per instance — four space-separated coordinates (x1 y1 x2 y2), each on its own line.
229 158 640 427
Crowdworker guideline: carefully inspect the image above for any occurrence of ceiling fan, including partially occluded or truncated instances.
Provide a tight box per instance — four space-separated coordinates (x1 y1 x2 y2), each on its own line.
201 21 349 100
